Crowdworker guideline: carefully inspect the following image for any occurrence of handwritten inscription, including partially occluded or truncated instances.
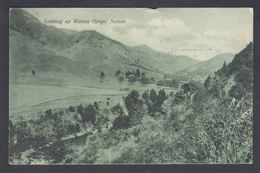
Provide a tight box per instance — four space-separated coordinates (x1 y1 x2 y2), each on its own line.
44 18 126 25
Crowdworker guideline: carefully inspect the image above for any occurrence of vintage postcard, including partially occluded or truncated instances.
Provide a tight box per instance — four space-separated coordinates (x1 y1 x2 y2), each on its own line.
9 8 253 164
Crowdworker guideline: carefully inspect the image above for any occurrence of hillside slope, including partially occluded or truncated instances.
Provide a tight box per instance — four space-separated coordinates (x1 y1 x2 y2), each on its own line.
132 45 199 73
205 42 253 99
10 9 199 86
180 53 234 78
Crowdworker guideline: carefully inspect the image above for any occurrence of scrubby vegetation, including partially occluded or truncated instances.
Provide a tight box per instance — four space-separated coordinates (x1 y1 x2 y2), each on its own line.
9 43 253 164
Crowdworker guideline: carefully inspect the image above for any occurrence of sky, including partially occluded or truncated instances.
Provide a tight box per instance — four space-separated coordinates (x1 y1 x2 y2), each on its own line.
24 8 253 61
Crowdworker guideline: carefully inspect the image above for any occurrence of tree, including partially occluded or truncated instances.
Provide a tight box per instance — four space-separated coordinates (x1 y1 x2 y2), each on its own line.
93 102 99 110
140 72 149 84
235 66 252 91
174 91 185 104
149 89 157 102
68 106 75 112
77 104 84 115
229 84 245 100
182 82 198 94
81 104 97 124
115 70 121 77
124 90 140 114
100 72 105 79
45 109 52 115
125 71 132 78
111 104 131 129
124 90 144 125
58 111 64 116
140 76 150 84
204 75 211 90
42 109 53 120
118 76 124 82
112 115 131 130
135 69 141 78
222 61 227 73
142 90 149 102
145 89 168 115
111 104 125 117
158 89 167 103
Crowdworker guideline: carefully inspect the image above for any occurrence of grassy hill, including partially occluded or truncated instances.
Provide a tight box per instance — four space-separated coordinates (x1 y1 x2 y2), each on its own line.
10 9 199 86
132 45 199 73
179 53 234 78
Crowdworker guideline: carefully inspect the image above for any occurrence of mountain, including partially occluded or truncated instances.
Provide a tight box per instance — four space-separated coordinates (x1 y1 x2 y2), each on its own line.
9 9 199 86
180 53 234 78
133 45 199 73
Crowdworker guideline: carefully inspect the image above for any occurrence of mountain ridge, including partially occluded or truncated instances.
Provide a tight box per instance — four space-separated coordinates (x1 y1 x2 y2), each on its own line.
10 9 212 86
179 53 234 77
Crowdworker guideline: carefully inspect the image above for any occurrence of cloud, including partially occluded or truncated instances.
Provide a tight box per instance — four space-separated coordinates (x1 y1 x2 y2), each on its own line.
118 27 149 45
202 24 252 57
204 30 231 40
203 25 252 43
104 16 202 58
148 17 191 34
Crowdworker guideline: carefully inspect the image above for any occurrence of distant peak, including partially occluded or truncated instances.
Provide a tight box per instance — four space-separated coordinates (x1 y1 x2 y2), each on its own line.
133 45 158 53
135 45 153 50
78 30 107 39
80 30 102 35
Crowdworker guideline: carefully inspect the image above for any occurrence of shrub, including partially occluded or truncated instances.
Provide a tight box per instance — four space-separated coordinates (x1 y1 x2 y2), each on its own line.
118 76 124 82
68 106 75 112
181 82 199 94
112 115 131 130
81 104 97 124
229 84 246 100
100 72 105 79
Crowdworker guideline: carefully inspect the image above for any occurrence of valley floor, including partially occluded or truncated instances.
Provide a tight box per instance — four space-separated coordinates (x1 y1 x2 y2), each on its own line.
9 82 174 120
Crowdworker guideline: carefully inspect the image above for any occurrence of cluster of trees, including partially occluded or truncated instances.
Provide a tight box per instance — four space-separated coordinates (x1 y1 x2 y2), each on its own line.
112 89 168 130
75 104 98 124
111 104 130 130
115 68 154 84
9 108 82 160
9 100 104 163
172 81 199 105
142 89 168 115
99 68 155 85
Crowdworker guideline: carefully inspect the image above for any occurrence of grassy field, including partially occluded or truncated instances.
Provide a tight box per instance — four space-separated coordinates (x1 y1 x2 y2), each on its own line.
9 81 174 121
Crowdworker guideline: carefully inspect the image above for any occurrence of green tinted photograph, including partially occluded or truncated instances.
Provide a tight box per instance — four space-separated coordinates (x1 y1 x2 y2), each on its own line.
9 8 253 164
